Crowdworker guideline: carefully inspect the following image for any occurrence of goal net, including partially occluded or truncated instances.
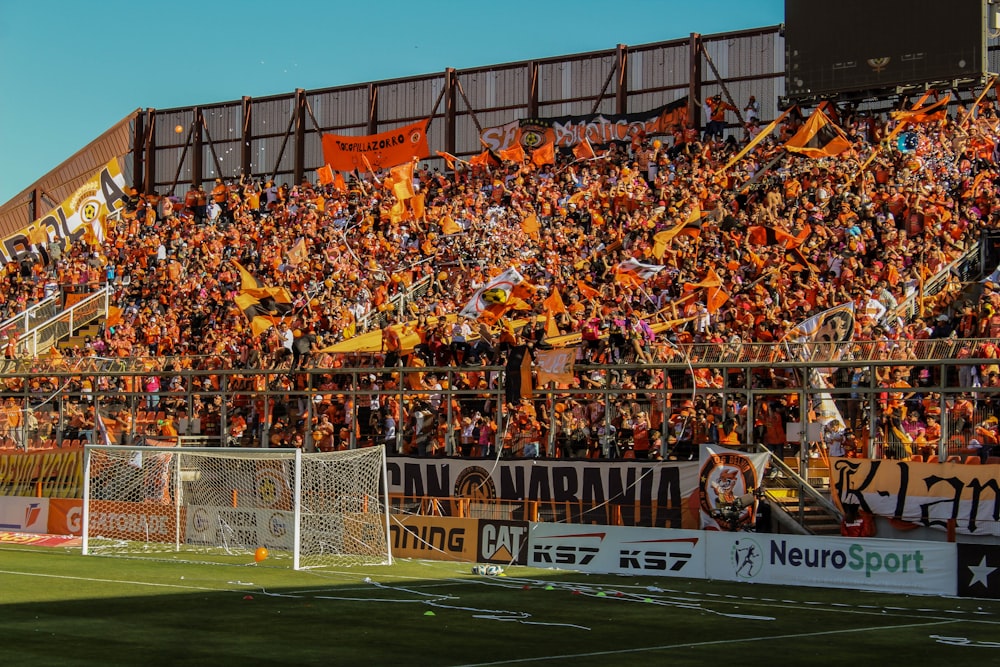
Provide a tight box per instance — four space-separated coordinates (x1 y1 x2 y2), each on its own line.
82 445 392 569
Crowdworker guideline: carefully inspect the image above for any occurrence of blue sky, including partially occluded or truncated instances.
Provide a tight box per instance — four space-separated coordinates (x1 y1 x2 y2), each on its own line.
0 0 783 205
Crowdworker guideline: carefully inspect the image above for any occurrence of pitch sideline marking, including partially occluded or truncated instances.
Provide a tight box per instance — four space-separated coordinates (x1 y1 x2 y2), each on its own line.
452 619 965 666
0 568 237 593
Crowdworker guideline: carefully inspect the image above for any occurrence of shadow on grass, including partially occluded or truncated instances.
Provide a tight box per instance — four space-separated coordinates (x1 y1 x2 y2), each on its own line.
1 547 999 667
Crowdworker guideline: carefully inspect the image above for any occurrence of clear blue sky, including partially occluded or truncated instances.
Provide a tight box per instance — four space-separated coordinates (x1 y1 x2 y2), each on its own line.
0 0 783 205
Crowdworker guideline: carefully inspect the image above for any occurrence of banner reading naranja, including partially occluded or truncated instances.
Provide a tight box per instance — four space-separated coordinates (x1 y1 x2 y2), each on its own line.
831 458 1000 537
1 159 127 266
321 119 430 172
386 457 700 529
480 98 688 152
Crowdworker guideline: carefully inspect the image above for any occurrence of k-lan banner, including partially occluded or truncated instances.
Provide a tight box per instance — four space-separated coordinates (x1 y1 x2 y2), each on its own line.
831 458 1000 537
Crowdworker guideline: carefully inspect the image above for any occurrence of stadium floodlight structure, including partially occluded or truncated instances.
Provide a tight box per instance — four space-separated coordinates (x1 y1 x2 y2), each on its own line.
82 445 392 569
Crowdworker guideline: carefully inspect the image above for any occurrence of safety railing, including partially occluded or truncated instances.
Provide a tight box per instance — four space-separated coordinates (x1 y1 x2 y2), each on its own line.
0 294 60 343
17 285 111 358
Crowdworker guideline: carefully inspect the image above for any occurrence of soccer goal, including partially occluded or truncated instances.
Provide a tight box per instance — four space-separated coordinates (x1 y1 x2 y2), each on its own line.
82 445 392 569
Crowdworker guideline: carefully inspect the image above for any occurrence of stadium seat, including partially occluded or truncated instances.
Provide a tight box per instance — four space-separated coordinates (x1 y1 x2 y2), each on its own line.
926 455 939 463
946 455 962 463
965 456 981 465
909 454 923 462
987 457 1000 465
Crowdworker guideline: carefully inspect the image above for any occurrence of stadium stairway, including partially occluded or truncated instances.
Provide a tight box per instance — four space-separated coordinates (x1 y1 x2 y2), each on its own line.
766 488 842 536
762 454 842 536
57 323 103 353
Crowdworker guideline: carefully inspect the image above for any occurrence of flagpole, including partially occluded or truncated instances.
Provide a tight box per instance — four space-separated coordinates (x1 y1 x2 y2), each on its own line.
959 76 997 129
555 154 606 175
715 106 792 175
361 154 381 185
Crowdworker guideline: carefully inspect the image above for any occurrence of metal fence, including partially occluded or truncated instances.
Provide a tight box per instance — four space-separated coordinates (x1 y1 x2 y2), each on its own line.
1 348 999 474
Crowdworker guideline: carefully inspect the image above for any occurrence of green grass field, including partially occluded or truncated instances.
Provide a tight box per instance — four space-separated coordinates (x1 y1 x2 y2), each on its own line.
1 544 998 666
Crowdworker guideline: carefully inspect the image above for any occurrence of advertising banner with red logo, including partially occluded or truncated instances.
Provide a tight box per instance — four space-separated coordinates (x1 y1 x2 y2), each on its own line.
321 119 430 172
698 445 770 531
0 496 49 534
527 522 707 577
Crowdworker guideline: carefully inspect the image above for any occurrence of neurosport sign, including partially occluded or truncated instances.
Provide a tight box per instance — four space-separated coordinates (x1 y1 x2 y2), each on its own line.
704 532 956 595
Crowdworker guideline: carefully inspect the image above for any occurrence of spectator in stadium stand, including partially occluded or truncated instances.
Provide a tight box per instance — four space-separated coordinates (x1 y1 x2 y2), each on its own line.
8 89 1000 459
840 503 876 537
702 94 738 141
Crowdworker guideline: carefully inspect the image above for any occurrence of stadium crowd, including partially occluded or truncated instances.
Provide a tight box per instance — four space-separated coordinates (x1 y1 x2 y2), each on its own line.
4 92 1000 462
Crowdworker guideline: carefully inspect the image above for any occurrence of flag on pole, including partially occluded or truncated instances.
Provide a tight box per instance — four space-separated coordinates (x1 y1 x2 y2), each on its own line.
781 302 856 362
499 142 526 163
531 140 555 166
316 164 334 185
286 238 309 266
572 137 597 160
435 150 458 169
784 108 852 158
460 267 526 321
390 161 416 201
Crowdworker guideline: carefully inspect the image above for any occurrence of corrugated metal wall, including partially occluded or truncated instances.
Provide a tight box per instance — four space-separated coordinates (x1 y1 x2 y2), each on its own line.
142 26 785 192
11 23 999 236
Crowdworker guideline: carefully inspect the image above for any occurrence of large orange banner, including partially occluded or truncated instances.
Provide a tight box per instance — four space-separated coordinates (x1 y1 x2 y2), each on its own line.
321 119 430 172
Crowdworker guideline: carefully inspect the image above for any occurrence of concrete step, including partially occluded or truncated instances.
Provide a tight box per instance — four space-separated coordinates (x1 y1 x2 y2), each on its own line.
57 323 102 352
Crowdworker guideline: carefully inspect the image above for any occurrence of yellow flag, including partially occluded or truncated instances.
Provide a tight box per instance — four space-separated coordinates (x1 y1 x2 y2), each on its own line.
521 213 540 240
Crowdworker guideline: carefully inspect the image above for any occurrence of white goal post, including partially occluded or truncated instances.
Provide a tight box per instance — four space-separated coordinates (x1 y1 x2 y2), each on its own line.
82 445 392 569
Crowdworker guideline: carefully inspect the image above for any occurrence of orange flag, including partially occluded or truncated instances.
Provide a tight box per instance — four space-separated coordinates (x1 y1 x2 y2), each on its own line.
286 238 309 266
683 268 729 314
435 150 458 169
499 142 526 163
683 267 723 292
577 280 600 300
521 213 540 240
440 215 461 235
469 150 496 168
545 314 561 339
28 226 49 246
389 200 406 224
784 108 852 158
391 161 415 201
572 138 596 160
531 141 555 166
747 225 810 248
542 287 568 315
316 164 334 185
106 306 123 329
707 284 730 314
410 192 426 220
333 172 347 192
